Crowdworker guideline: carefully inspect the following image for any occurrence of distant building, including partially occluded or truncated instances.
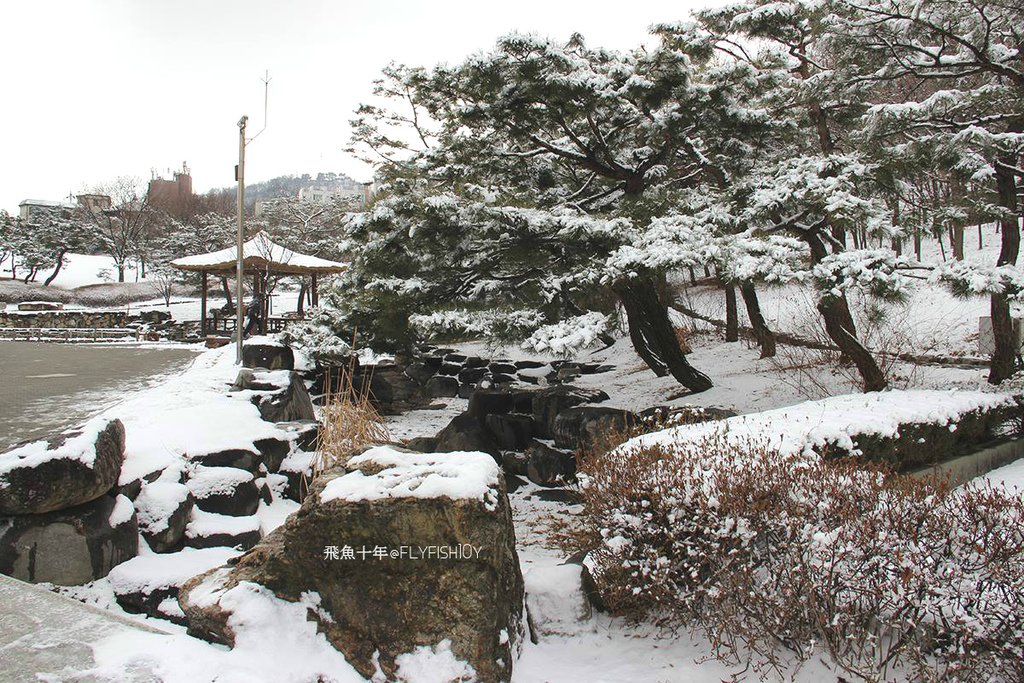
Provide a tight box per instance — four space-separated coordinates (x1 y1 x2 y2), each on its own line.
18 199 77 221
297 185 369 204
148 162 194 213
18 193 110 221
254 182 373 217
75 193 111 216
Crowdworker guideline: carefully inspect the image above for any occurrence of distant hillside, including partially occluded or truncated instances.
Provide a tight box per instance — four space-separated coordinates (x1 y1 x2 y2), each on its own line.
208 172 365 209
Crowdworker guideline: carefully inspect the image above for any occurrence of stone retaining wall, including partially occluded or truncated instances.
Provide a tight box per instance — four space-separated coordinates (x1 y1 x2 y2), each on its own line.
0 311 131 329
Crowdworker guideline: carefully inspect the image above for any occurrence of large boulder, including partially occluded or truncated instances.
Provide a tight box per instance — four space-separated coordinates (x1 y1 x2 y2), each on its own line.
435 413 501 462
468 388 537 424
108 547 240 624
0 418 126 515
255 372 316 423
179 446 524 682
552 406 638 451
525 440 577 488
531 386 610 439
486 413 534 451
241 342 295 371
0 494 138 585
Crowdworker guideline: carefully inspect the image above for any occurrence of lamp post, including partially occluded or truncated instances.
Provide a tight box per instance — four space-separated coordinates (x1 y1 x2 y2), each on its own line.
235 115 248 364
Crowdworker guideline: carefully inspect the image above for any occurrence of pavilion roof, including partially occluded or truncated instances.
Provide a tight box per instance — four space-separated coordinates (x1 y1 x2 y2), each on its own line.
169 232 347 275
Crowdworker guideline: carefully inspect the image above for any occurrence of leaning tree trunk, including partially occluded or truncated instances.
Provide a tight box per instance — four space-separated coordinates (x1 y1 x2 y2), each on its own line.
988 152 1021 385
221 277 235 314
817 296 888 392
805 232 887 392
614 276 713 393
297 281 307 314
43 251 67 286
739 283 776 358
724 284 739 342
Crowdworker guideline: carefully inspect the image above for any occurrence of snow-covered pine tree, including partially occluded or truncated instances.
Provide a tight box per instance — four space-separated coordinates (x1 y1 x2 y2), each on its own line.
657 1 896 391
842 0 1024 383
345 32 808 391
15 206 92 285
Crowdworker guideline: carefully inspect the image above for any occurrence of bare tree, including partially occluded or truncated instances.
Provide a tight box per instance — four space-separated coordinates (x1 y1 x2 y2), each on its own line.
86 176 154 282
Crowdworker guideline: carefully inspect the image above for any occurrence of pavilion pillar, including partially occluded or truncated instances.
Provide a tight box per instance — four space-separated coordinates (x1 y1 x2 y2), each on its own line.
312 273 319 308
200 271 208 337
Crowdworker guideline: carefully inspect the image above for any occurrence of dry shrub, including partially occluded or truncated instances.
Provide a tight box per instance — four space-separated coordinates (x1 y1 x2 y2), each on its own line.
570 430 1024 682
312 360 390 477
674 326 693 354
767 292 932 399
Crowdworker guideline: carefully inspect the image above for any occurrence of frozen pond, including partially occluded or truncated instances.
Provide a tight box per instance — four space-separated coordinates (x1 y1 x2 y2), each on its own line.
0 341 200 451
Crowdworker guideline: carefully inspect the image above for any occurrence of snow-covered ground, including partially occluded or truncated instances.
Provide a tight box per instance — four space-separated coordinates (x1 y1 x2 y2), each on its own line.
6 225 1024 682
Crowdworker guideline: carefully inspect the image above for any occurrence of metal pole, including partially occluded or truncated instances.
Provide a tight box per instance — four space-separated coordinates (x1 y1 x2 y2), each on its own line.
235 115 248 364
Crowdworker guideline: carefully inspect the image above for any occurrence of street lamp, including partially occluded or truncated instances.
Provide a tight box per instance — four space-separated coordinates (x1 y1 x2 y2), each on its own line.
235 115 248 364
234 71 271 364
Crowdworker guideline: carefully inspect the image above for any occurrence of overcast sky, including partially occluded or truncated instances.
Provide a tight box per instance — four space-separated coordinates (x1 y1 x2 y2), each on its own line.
0 0 725 213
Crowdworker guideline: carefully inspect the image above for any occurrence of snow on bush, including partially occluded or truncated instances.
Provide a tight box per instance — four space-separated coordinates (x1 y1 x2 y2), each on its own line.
281 305 353 365
522 312 611 357
572 430 1024 682
935 260 1024 301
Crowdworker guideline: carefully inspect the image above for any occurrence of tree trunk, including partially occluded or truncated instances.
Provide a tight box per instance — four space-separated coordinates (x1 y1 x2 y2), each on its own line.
739 283 776 358
988 155 1021 385
804 231 887 392
614 276 713 393
297 281 307 314
951 226 964 260
221 277 235 314
891 237 902 257
724 285 739 342
817 296 888 392
914 233 922 260
117 265 125 282
43 251 66 286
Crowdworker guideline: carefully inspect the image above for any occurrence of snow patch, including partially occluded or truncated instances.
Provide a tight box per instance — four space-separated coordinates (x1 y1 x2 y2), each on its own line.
318 446 500 510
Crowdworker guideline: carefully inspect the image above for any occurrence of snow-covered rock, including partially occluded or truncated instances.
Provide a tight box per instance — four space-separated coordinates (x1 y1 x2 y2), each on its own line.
134 481 194 552
186 466 260 517
524 564 596 640
108 547 240 622
184 508 261 550
0 417 125 515
179 445 524 682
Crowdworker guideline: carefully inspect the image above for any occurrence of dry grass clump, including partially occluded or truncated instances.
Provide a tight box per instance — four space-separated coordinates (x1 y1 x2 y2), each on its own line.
312 360 390 477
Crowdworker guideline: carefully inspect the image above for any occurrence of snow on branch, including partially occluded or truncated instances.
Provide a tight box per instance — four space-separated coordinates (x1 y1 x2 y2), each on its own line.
522 312 611 357
935 261 1024 301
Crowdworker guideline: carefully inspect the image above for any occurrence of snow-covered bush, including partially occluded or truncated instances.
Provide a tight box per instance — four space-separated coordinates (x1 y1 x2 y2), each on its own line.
282 305 353 366
573 431 1024 682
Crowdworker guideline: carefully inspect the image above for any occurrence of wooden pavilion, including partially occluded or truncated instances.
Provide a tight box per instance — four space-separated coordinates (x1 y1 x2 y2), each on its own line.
170 231 347 337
